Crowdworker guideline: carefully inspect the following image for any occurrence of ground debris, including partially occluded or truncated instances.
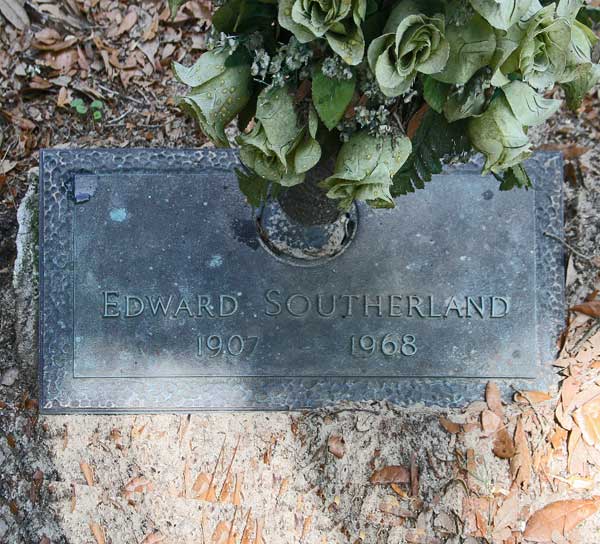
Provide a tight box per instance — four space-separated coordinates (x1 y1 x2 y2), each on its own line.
0 2 599 542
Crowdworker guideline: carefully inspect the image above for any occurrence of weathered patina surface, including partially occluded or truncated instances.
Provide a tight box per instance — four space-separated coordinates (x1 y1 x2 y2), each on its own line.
39 149 564 411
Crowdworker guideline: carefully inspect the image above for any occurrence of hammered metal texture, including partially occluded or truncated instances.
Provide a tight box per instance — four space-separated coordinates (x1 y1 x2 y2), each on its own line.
39 149 564 412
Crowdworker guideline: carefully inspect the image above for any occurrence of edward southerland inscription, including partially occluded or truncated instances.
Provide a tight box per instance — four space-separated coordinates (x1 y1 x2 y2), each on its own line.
102 291 510 360
102 291 510 320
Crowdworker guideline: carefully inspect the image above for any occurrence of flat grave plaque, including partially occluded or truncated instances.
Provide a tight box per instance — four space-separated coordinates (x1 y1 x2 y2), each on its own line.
39 149 564 412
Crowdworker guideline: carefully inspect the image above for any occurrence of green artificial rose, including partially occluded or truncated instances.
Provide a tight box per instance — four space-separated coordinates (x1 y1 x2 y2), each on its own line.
468 96 530 174
278 0 366 65
432 13 496 85
469 80 562 174
174 49 252 147
367 1 448 96
237 86 321 187
321 131 412 208
506 4 572 90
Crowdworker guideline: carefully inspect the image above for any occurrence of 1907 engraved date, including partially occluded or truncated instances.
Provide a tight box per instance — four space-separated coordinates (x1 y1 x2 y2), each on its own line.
197 335 259 357
351 333 417 357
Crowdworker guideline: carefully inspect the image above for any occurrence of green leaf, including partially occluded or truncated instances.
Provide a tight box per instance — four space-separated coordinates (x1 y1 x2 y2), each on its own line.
168 0 185 18
92 110 102 120
214 0 277 33
75 104 88 114
175 49 252 147
173 51 227 88
90 100 103 110
71 98 84 108
493 164 532 191
502 80 561 126
422 76 450 113
392 109 471 196
577 6 600 26
312 68 355 131
236 167 270 208
308 104 319 138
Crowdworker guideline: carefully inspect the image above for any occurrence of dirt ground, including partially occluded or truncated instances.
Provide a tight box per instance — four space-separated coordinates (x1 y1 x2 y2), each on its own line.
1 2 600 543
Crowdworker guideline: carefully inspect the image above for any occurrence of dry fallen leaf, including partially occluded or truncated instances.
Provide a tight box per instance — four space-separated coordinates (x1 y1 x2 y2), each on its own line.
556 376 580 430
523 498 600 542
486 382 504 417
439 416 461 434
0 160 17 175
549 427 568 450
481 409 502 435
232 473 243 506
0 0 30 30
219 471 235 503
493 491 520 534
328 434 346 459
407 104 429 139
568 425 588 476
539 143 591 159
390 482 408 498
514 390 552 404
301 515 312 540
57 87 70 108
551 473 596 491
117 9 138 36
510 417 532 489
123 476 153 499
573 395 600 446
370 465 411 485
240 510 255 544
255 518 265 544
212 519 236 544
80 462 94 486
192 472 217 501
493 427 516 459
141 532 165 544
34 28 61 45
570 301 600 318
89 521 105 544
410 453 419 497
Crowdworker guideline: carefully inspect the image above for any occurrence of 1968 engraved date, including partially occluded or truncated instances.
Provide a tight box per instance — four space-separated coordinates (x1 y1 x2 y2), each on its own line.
351 334 417 357
197 335 259 357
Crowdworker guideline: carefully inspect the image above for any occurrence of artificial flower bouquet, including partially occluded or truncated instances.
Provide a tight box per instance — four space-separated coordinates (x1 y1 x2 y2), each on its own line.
172 0 599 210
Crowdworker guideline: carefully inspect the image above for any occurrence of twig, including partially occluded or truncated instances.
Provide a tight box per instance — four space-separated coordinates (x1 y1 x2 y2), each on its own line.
107 108 133 125
96 83 145 106
328 407 381 416
543 231 595 263
511 385 552 451
570 319 600 355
